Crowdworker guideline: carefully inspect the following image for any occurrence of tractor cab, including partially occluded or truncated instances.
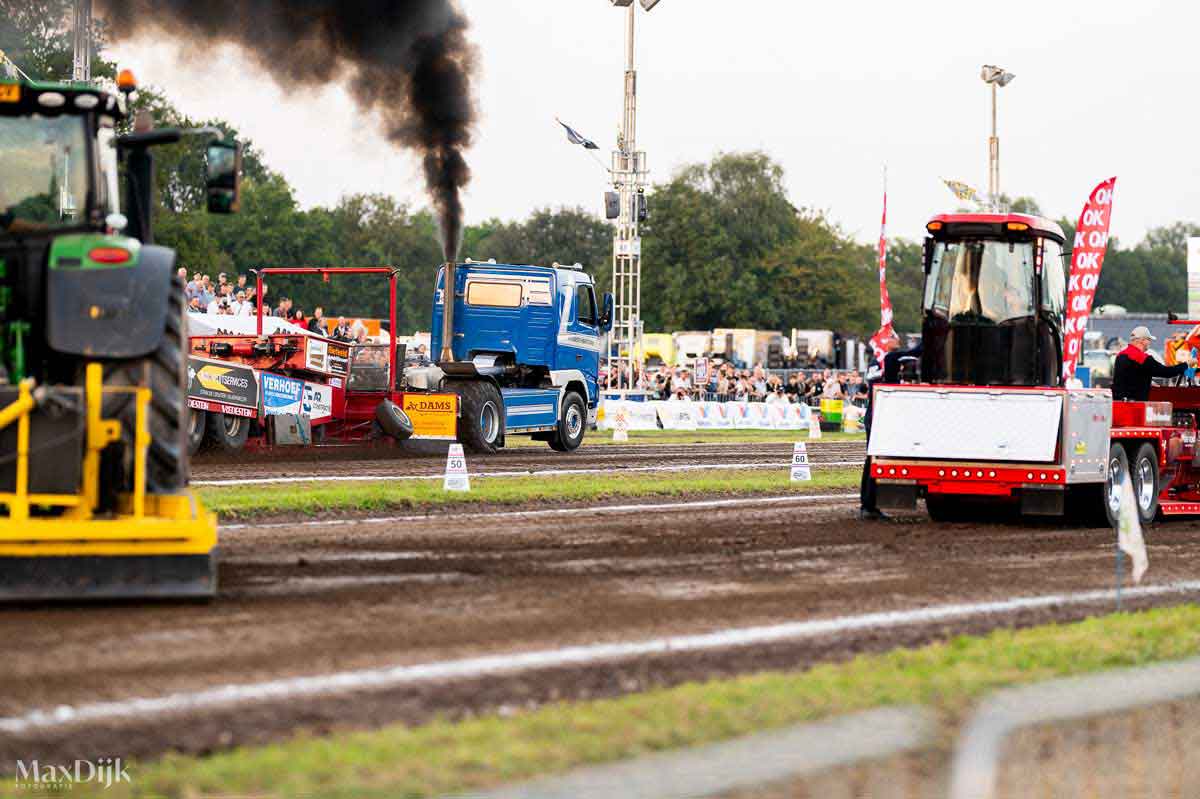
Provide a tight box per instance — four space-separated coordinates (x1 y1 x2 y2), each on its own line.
920 213 1068 387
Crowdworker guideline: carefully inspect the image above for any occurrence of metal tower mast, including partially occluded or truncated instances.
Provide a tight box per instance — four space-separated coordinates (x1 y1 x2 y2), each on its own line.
609 3 649 391
72 0 93 82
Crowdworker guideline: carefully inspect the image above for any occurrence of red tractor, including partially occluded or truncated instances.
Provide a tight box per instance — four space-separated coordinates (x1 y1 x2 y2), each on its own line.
186 267 456 453
870 212 1200 526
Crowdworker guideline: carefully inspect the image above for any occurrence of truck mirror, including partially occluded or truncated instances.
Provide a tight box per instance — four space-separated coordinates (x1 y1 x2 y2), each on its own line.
206 140 242 214
600 292 614 333
922 236 934 274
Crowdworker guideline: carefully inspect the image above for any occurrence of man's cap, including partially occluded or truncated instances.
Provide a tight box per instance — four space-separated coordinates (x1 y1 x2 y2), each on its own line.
1130 325 1156 341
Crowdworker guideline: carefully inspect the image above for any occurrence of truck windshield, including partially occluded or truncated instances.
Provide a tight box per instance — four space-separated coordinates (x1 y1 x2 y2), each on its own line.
0 115 89 232
924 239 1035 324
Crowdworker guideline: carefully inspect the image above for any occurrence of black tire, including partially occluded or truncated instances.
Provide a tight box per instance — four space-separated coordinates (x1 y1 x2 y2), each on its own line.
99 277 188 493
375 400 414 441
204 412 250 453
187 407 207 456
1103 442 1130 528
1130 442 1160 524
549 391 587 452
451 380 503 454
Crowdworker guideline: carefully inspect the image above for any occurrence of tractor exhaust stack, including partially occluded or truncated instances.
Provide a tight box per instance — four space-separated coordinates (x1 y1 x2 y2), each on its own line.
439 261 456 363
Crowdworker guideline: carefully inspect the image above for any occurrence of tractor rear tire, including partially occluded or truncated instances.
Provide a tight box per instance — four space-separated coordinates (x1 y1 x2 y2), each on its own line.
187 408 207 456
451 380 503 454
99 278 188 494
204 412 250 453
549 391 587 452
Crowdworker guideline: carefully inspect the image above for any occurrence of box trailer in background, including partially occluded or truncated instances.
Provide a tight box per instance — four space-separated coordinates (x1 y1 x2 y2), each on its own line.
790 329 835 365
673 331 712 366
755 330 786 368
713 328 757 368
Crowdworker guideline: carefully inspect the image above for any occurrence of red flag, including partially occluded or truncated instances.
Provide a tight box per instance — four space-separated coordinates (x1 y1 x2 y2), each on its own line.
1062 177 1117 380
868 186 894 365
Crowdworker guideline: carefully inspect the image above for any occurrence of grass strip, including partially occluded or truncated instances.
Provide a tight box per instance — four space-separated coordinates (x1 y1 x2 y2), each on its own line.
202 467 861 519
509 429 866 446
60 605 1200 799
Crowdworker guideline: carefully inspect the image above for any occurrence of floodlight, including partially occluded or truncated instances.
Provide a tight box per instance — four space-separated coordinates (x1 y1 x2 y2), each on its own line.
610 0 635 6
640 0 663 9
981 65 1015 86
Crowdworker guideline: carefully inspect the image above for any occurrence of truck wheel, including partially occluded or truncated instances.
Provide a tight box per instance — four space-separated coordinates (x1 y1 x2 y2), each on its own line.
452 380 503 454
187 408 207 456
204 412 250 453
1130 442 1160 524
549 392 587 452
1103 442 1130 528
99 277 188 493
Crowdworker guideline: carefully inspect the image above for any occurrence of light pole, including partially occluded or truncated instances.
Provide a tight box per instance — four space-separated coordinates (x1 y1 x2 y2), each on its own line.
72 0 93 82
607 0 660 392
980 64 1014 210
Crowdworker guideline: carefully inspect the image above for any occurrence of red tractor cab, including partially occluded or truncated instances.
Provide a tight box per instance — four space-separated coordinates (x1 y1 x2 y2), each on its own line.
870 212 1200 525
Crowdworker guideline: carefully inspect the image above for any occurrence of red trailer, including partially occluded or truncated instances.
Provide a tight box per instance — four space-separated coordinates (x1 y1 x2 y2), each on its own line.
186 267 457 453
870 212 1200 526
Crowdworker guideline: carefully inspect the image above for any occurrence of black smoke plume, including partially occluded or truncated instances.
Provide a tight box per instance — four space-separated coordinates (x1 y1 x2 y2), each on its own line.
97 0 476 260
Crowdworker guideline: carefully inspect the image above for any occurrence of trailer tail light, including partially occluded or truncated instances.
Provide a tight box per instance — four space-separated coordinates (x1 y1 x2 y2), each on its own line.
88 247 131 264
1144 402 1173 427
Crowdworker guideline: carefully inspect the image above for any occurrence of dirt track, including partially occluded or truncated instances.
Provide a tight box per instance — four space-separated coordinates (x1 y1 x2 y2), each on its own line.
3 464 1200 764
191 439 867 482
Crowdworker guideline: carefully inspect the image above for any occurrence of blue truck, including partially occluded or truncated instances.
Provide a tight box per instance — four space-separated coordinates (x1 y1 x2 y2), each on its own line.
412 259 612 453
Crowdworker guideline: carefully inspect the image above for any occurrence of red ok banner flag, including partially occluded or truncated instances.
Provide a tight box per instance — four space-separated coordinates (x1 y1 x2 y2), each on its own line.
868 189 894 365
1062 177 1117 379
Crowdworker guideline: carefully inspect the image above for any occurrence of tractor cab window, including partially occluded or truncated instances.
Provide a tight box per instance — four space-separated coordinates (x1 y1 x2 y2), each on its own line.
1040 238 1066 314
925 239 1035 324
348 344 390 392
0 115 89 232
97 120 120 216
575 284 597 327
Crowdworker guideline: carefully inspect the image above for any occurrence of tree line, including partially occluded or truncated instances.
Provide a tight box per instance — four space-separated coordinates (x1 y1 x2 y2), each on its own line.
6 1 1196 335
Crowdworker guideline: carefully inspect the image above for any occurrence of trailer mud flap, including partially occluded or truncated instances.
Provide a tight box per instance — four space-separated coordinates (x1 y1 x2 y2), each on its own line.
1021 486 1065 516
876 481 918 510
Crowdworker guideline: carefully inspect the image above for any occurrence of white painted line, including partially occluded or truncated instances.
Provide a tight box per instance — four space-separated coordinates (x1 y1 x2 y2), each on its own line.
193 461 863 487
4 581 1198 736
219 493 860 531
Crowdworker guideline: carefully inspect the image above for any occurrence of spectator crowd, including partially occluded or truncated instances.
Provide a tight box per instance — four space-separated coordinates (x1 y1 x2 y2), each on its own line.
601 361 869 408
180 267 387 345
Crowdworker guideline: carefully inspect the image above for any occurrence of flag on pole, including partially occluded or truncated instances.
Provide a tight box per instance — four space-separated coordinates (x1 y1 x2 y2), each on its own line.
942 178 981 203
1062 177 1118 380
556 118 599 150
1117 471 1148 584
868 172 894 365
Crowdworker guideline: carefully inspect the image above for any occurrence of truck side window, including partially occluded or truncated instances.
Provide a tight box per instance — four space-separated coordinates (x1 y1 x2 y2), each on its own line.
466 281 523 308
576 285 597 326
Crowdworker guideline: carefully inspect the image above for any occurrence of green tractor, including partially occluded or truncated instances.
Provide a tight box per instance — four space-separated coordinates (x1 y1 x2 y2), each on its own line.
0 71 239 600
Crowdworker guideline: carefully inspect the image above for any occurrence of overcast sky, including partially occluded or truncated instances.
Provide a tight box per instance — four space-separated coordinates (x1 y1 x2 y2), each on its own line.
109 0 1197 250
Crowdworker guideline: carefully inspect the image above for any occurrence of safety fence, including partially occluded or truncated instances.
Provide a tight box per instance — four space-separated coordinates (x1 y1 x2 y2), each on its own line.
459 656 1200 799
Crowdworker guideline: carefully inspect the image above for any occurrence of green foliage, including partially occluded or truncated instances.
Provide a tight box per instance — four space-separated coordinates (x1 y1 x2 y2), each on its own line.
0 0 116 82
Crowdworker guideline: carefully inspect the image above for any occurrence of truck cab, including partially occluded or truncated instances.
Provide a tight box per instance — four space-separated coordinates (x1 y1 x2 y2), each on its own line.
427 260 612 453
